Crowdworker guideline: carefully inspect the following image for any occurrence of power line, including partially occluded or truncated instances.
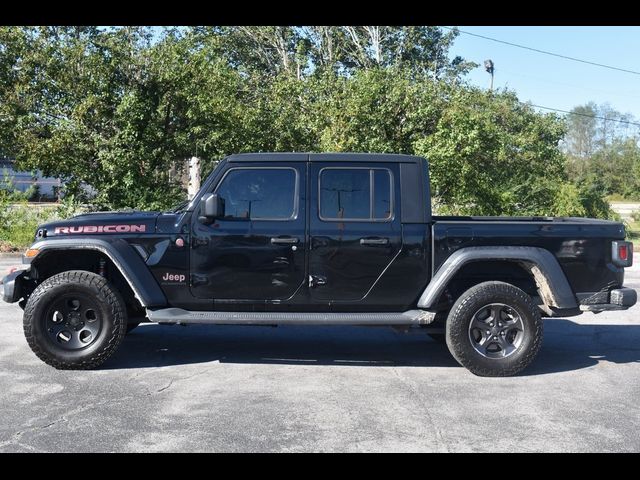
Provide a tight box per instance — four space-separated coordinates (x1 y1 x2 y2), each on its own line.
499 66 640 101
529 103 640 127
444 26 640 76
441 26 640 126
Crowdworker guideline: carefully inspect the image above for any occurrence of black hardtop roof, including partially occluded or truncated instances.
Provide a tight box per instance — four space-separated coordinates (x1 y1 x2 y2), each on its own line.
226 152 424 163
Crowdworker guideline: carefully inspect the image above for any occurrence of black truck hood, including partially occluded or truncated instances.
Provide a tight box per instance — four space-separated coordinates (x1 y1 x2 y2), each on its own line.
39 211 163 238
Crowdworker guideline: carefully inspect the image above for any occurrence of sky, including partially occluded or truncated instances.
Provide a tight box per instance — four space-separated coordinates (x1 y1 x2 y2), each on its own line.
448 26 640 121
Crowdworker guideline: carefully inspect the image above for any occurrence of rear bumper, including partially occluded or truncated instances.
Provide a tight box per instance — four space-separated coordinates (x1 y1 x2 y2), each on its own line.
1 269 27 304
579 287 637 312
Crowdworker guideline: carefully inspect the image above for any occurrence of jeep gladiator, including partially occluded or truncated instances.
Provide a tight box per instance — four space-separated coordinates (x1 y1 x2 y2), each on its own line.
1 153 637 376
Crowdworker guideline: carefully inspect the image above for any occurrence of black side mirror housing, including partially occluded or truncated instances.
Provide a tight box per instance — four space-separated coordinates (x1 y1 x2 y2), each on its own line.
199 193 225 223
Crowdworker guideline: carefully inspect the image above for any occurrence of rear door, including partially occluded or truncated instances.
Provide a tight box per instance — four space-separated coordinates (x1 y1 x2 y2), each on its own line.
308 162 402 302
190 162 307 301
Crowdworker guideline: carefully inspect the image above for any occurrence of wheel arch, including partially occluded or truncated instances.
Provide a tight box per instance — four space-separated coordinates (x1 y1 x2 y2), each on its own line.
418 246 578 311
27 238 166 308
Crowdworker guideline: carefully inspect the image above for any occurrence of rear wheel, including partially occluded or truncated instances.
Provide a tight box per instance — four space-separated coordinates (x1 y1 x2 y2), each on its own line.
23 271 127 370
445 281 543 377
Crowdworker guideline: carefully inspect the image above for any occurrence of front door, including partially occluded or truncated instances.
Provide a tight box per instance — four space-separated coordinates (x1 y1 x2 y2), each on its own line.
308 162 403 303
190 162 307 302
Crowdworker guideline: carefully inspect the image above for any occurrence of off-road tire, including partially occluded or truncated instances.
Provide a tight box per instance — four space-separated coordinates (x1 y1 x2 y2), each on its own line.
23 271 127 370
445 281 543 377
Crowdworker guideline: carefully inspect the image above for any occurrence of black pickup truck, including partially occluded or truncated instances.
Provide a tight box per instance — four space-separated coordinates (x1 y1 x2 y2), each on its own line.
1 153 636 376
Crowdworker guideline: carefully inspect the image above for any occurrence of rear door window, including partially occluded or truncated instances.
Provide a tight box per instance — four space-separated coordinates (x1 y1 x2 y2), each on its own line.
319 168 392 221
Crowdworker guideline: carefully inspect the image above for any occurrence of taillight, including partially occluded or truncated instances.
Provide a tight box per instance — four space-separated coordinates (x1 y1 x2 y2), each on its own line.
619 244 628 261
612 241 633 267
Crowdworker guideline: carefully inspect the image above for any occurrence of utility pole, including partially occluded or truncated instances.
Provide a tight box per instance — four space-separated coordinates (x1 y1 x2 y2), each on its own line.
484 59 495 91
239 199 261 219
322 187 362 218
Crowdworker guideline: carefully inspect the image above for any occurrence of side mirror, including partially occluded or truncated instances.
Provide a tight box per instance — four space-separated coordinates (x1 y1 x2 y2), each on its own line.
199 193 225 223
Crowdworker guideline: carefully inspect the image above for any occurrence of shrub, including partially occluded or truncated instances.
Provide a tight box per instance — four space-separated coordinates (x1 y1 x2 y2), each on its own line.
0 204 55 250
0 197 88 251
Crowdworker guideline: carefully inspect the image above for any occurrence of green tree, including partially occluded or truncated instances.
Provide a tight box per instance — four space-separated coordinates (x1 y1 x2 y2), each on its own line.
1 27 173 208
1 25 614 220
564 102 640 200
207 26 475 79
415 87 567 216
0 27 208 209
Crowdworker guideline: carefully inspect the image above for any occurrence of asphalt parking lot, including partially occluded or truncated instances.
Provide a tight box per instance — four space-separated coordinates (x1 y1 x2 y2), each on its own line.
1 254 639 452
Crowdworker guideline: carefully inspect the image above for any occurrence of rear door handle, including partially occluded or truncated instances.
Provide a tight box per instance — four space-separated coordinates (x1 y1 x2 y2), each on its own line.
271 236 299 245
360 237 389 246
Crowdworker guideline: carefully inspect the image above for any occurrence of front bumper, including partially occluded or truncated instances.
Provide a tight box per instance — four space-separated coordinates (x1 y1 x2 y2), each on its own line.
1 269 27 304
579 287 637 312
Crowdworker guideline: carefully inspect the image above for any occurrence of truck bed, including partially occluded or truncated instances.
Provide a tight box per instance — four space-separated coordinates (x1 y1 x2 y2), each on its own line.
431 216 627 294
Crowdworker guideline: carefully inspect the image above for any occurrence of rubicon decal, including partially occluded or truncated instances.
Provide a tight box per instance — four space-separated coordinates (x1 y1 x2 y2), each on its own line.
54 224 146 234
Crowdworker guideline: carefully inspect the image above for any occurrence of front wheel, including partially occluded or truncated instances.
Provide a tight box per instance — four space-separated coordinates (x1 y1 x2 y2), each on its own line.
23 271 128 370
445 281 543 377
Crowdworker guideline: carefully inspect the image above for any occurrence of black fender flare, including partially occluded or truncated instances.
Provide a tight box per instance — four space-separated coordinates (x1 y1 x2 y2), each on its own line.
418 246 577 310
27 238 167 308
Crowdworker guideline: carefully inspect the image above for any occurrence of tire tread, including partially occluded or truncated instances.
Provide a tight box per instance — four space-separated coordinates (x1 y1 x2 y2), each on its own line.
23 270 127 370
445 281 543 377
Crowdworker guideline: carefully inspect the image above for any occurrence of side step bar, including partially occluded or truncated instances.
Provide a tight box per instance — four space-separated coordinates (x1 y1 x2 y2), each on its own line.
146 308 436 326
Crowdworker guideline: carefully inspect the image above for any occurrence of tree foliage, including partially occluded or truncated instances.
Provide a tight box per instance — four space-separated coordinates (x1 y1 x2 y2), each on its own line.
0 26 187 209
564 102 640 200
207 26 474 79
0 26 614 218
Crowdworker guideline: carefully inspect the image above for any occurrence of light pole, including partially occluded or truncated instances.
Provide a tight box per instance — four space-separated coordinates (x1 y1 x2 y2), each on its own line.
322 187 361 218
239 199 261 219
484 59 495 91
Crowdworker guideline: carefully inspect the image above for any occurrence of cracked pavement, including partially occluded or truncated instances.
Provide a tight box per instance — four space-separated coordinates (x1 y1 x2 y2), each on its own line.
1 255 639 452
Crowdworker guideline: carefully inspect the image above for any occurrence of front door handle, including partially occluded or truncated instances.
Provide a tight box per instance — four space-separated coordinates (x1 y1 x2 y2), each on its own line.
271 236 299 245
360 237 389 246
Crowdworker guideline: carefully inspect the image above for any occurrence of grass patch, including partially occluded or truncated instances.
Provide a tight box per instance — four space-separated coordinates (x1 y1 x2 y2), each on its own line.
607 194 640 203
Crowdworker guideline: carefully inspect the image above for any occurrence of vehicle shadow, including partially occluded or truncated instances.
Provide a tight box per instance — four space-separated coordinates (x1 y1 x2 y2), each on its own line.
105 324 458 369
103 319 640 374
524 319 640 376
